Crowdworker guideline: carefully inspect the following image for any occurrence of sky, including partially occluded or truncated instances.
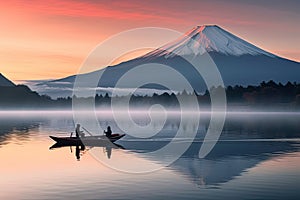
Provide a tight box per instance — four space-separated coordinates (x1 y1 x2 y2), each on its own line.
0 0 299 81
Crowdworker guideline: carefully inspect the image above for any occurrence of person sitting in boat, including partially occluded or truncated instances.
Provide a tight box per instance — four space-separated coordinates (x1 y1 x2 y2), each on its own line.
75 124 85 138
104 126 112 137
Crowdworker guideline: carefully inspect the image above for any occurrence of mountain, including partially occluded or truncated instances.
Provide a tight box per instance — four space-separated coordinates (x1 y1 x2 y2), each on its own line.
35 25 300 98
0 73 54 108
0 84 54 109
143 25 275 58
0 73 15 87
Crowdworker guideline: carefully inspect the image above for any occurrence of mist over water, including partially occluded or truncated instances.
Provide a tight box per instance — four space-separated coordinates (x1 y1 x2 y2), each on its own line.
0 110 300 199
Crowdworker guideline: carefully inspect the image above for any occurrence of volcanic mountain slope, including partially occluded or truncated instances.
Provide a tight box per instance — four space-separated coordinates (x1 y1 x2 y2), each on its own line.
37 25 300 98
143 25 276 58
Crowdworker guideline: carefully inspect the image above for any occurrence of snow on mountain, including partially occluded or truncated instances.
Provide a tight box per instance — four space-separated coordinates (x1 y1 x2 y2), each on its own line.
144 25 276 58
34 25 300 98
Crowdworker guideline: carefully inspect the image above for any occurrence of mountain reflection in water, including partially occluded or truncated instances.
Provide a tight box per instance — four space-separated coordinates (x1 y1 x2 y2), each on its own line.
0 111 300 200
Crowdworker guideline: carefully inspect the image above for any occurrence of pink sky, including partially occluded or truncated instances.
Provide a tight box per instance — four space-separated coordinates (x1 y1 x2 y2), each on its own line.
0 0 299 81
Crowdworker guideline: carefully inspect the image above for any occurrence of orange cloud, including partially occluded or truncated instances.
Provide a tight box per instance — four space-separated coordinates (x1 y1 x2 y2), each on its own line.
7 0 186 24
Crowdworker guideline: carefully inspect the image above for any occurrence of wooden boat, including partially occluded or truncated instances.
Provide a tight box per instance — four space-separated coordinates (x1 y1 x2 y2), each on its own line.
49 134 125 146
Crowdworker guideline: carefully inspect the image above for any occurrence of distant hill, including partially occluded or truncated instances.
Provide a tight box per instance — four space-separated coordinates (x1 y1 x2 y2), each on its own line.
0 73 15 87
0 74 53 109
0 84 54 109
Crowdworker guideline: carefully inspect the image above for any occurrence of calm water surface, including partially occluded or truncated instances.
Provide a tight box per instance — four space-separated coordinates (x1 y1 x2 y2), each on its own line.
0 111 300 200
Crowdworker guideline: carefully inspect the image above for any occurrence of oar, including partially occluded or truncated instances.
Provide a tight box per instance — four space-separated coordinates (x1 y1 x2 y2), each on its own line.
82 127 93 136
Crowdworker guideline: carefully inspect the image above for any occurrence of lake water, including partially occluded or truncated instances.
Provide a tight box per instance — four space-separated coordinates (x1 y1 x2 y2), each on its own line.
0 111 300 199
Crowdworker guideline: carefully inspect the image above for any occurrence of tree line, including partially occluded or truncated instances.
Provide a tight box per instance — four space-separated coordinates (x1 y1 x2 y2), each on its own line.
1 80 300 109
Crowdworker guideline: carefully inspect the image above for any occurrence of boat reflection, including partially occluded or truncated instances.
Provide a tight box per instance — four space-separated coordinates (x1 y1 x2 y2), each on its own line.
49 142 124 160
49 136 300 185
1 112 300 188
75 145 85 161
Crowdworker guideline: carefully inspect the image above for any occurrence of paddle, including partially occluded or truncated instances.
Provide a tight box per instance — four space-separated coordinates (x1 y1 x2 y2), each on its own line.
81 127 94 136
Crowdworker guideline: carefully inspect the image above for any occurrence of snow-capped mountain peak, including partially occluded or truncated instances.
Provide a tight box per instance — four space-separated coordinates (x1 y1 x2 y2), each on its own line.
35 25 300 98
145 25 276 58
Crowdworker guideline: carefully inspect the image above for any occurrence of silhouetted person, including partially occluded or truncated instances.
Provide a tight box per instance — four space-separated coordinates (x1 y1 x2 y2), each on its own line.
104 126 112 137
75 124 84 138
75 145 85 161
75 145 80 160
106 147 112 159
